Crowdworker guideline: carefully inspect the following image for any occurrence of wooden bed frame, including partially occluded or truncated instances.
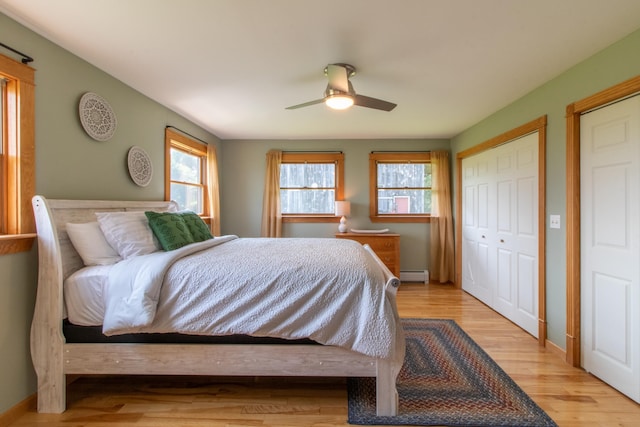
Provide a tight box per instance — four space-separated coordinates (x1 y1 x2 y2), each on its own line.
30 196 403 415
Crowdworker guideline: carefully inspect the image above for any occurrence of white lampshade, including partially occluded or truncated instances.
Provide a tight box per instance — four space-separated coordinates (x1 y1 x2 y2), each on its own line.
334 201 351 216
325 94 354 110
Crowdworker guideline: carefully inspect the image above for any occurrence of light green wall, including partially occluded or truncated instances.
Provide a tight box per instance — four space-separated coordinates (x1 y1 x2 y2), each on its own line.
451 28 640 349
221 138 449 270
0 248 37 415
29 33 221 200
0 13 220 414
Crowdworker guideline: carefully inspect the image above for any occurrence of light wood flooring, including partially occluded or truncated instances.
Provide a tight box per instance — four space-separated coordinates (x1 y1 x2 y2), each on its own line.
7 283 640 426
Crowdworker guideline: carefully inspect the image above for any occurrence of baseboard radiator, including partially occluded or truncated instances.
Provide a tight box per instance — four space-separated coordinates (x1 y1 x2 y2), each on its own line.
399 270 429 284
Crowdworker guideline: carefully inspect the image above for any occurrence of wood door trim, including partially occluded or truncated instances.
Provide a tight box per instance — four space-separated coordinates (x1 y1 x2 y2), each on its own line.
565 74 640 367
455 116 547 345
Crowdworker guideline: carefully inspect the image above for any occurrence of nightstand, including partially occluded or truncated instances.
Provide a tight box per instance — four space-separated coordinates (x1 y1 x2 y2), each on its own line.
335 232 400 277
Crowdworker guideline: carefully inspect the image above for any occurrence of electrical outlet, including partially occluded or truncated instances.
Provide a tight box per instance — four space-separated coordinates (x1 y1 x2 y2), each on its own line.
550 214 561 229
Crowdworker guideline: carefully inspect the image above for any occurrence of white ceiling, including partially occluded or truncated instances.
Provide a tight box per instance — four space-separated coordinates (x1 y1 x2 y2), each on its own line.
2 0 640 140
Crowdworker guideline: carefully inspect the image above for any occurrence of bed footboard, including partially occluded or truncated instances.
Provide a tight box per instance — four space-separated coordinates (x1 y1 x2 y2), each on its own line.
34 342 400 415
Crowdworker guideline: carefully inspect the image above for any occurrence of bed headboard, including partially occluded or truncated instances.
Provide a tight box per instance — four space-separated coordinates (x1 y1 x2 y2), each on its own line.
30 196 179 410
32 195 179 281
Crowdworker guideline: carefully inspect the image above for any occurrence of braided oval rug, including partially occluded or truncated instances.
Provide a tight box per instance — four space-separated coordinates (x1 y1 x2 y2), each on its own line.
348 318 557 426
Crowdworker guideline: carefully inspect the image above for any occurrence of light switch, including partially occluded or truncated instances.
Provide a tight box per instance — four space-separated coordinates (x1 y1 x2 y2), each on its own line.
550 215 561 229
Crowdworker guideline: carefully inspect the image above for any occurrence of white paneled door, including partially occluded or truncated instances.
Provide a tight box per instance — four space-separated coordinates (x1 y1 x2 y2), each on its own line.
581 95 640 403
462 133 539 337
462 151 493 306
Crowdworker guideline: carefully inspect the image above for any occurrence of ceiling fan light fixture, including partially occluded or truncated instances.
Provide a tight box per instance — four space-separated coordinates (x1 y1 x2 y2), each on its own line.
325 94 354 110
286 63 395 111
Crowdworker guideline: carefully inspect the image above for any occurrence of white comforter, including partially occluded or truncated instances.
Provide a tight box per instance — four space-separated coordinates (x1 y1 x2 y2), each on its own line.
103 236 403 360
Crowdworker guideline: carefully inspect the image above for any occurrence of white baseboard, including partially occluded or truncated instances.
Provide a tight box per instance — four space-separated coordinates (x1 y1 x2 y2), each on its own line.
399 270 429 283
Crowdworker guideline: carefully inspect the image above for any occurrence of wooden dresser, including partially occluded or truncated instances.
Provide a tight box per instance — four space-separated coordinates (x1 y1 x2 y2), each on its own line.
335 232 400 277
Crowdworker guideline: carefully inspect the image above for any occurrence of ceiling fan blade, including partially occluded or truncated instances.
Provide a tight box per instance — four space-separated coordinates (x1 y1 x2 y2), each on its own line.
354 94 397 111
326 64 350 93
285 98 326 110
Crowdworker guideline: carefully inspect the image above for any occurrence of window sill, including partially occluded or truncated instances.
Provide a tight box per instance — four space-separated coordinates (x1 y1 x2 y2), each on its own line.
0 233 37 255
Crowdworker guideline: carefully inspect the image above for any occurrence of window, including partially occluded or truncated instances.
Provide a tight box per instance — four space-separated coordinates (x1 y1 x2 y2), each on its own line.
165 128 209 216
369 152 432 223
0 53 36 255
0 78 5 230
280 152 344 223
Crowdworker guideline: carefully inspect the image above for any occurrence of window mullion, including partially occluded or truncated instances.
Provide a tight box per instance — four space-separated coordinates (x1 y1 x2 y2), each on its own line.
171 180 204 187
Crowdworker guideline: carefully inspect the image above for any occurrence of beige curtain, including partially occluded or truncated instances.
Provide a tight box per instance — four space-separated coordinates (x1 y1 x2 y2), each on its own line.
207 145 221 236
261 149 282 237
430 151 455 283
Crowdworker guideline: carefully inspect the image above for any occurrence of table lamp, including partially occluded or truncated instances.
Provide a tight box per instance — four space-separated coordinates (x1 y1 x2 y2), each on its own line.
334 201 351 233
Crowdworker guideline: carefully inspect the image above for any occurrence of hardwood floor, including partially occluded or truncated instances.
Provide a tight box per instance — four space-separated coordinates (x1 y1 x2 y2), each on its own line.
8 283 640 426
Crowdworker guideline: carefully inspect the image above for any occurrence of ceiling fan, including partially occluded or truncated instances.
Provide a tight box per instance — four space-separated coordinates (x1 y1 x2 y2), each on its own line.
286 63 397 112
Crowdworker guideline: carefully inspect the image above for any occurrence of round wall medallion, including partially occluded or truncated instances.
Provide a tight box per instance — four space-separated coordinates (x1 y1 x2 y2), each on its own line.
78 92 117 141
127 146 153 187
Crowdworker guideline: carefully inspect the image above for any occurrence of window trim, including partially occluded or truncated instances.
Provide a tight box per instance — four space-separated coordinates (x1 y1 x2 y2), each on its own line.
281 152 344 223
0 53 36 255
369 152 432 223
164 128 210 219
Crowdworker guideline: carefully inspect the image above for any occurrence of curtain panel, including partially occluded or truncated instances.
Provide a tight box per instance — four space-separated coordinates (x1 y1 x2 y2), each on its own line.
261 149 283 237
430 151 455 283
207 145 221 236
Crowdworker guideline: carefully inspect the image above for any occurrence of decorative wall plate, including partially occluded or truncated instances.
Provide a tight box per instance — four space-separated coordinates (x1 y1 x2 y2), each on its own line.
78 92 117 141
127 146 153 187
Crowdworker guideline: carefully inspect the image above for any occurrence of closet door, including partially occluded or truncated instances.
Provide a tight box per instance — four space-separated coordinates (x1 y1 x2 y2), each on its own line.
493 134 539 337
461 133 539 337
581 95 640 402
462 150 494 306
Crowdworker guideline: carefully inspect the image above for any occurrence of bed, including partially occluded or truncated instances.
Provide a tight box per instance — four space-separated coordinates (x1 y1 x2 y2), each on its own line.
30 195 405 415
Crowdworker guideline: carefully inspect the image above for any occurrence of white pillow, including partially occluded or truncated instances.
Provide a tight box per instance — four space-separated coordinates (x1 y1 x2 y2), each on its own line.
66 222 122 266
64 265 111 326
96 211 161 259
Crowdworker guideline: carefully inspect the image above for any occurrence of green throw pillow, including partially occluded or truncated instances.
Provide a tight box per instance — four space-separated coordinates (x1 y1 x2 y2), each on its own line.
179 211 214 242
145 211 195 251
